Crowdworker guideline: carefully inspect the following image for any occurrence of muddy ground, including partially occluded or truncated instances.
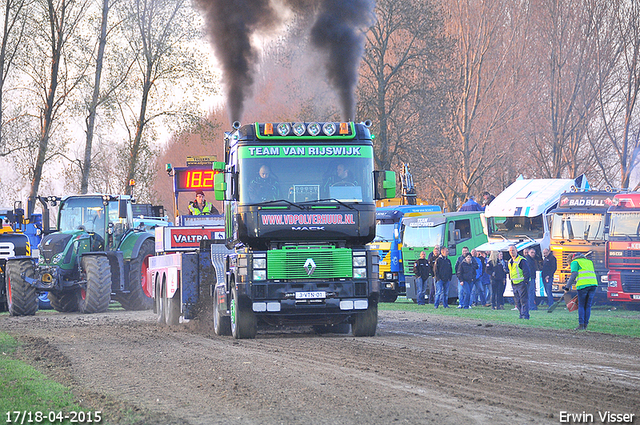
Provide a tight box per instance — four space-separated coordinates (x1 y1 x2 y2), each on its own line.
1 308 639 425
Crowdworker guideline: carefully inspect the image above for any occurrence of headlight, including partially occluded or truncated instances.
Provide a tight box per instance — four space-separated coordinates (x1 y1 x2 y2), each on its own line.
51 252 65 264
608 280 617 287
353 268 367 279
253 258 266 269
384 272 393 280
253 270 267 281
353 256 366 267
600 275 608 283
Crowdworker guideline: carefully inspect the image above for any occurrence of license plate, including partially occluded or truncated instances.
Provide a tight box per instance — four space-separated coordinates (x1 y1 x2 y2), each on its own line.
632 295 640 300
295 291 326 300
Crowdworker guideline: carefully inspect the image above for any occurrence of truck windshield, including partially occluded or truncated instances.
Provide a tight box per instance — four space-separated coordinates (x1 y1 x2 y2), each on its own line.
488 215 544 239
238 154 374 204
374 222 395 242
609 212 640 237
59 197 105 233
550 213 605 240
402 224 444 248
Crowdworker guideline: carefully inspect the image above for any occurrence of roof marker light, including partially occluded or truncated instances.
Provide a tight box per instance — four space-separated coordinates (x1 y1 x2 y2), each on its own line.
264 123 273 135
339 122 349 134
277 123 290 136
322 122 336 136
293 123 306 136
308 122 321 136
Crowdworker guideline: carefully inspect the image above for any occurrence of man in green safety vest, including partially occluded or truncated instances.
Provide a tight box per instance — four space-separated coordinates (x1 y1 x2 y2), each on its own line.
508 245 531 319
188 191 219 215
563 253 598 330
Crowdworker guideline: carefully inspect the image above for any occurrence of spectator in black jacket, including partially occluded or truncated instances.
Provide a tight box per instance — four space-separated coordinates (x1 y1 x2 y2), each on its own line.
542 248 557 310
487 251 507 310
413 251 431 306
434 247 453 308
456 253 477 309
526 248 541 310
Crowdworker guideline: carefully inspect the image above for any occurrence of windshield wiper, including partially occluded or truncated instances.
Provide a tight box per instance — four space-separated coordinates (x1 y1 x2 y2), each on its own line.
250 199 307 209
302 198 356 210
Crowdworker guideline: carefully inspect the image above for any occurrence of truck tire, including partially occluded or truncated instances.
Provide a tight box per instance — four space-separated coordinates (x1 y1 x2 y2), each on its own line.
78 256 112 313
379 291 398 303
48 291 80 312
230 285 257 339
155 277 166 325
214 290 231 336
352 301 378 337
165 283 181 326
117 239 154 311
6 259 38 316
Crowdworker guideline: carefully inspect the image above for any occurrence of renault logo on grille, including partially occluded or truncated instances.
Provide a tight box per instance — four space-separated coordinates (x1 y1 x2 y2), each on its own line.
304 258 316 276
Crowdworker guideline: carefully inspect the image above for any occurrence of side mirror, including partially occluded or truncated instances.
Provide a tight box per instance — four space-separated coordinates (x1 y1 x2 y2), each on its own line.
213 161 225 171
214 173 227 201
374 170 397 200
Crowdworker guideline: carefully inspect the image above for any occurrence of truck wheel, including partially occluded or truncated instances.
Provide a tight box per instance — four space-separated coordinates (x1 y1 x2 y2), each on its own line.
214 289 231 336
78 256 112 314
379 291 398 303
48 291 80 312
352 301 378 337
117 239 154 311
155 277 166 325
165 283 181 326
230 285 257 339
6 259 38 316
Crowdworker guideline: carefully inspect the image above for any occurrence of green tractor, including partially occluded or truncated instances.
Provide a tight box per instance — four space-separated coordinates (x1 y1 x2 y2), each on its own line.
6 195 155 316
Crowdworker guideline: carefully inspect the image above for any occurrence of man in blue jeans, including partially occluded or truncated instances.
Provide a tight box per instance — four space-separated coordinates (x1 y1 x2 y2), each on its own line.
564 253 598 330
471 249 486 306
413 251 431 305
434 247 453 308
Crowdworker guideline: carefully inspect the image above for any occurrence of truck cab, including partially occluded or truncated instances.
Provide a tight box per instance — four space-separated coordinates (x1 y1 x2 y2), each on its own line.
606 193 640 304
212 121 395 338
401 211 487 302
369 205 441 302
548 191 617 297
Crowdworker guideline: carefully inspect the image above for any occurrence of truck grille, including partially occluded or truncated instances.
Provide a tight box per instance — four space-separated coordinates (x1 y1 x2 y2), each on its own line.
561 250 605 270
621 271 640 293
608 250 640 268
267 246 352 280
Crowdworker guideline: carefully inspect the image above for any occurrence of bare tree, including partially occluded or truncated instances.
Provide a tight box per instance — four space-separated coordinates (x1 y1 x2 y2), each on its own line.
358 0 450 172
23 0 91 211
118 0 216 197
0 0 29 153
527 0 615 179
594 0 640 190
420 0 531 210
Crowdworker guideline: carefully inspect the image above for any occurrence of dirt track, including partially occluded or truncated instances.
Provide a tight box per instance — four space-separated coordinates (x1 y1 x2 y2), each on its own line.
1 309 639 424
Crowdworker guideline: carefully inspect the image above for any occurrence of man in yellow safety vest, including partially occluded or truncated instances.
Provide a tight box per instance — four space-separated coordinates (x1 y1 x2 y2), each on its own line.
508 245 531 320
188 191 219 215
563 253 598 330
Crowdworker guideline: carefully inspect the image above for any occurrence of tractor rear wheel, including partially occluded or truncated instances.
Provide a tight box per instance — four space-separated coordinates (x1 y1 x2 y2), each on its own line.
78 256 112 314
116 240 154 310
352 301 378 337
230 285 256 339
48 291 80 312
6 259 38 316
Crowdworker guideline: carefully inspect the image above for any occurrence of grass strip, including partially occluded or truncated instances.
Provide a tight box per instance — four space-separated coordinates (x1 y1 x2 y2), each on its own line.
380 298 640 338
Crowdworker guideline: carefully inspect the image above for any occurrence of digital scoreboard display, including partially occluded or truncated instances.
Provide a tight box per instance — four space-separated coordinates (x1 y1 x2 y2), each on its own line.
175 168 217 192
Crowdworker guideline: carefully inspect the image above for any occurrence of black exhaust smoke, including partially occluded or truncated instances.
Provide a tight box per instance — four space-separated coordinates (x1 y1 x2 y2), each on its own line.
195 0 376 123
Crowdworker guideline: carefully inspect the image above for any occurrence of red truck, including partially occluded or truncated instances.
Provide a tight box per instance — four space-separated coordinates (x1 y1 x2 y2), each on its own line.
606 192 640 304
